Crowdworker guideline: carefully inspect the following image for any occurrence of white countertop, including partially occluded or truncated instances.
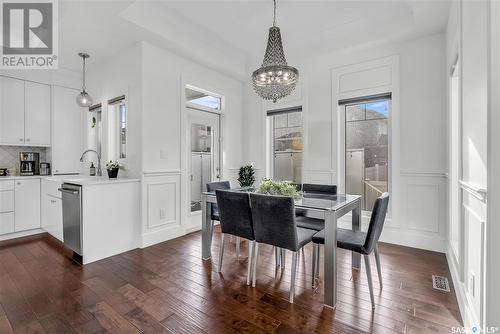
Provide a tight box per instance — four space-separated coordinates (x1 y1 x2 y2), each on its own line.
0 175 140 186
61 176 140 186
0 175 46 181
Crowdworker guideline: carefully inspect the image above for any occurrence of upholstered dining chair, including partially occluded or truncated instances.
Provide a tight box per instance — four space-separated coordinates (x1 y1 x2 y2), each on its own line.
311 192 390 308
215 190 255 285
296 183 338 232
206 181 236 254
249 193 318 303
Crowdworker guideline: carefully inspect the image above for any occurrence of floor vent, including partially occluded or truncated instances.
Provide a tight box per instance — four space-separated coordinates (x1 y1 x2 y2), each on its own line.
432 275 450 292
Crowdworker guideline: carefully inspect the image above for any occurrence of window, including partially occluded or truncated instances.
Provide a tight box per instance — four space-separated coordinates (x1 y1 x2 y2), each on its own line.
344 98 390 210
186 86 222 111
268 107 303 183
108 96 127 162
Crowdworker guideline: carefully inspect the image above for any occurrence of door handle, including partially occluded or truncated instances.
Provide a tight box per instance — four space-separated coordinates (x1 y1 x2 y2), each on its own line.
58 188 79 195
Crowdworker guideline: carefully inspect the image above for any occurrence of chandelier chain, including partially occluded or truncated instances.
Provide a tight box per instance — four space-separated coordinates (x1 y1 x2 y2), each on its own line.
273 0 276 27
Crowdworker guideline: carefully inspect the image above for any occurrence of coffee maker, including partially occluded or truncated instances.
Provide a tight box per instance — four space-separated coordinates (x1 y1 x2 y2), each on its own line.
19 152 40 176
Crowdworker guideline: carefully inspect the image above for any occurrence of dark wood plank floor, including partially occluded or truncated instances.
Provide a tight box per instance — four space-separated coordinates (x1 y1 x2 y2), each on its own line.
0 228 462 333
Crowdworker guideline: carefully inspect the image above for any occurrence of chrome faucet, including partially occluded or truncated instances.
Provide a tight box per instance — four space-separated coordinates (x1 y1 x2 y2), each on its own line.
80 149 102 176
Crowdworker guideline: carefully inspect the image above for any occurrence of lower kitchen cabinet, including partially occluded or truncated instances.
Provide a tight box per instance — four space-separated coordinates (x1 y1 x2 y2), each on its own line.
0 212 14 234
42 194 63 241
14 179 41 231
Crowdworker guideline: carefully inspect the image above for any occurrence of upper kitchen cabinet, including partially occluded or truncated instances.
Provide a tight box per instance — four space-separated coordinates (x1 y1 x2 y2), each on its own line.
0 76 25 145
0 76 51 146
52 86 83 174
25 81 51 146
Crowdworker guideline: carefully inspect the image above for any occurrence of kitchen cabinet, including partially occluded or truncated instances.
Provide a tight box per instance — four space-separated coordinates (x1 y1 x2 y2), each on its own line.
41 178 63 241
0 76 51 146
0 181 15 235
42 194 63 241
25 81 51 146
14 179 41 231
0 76 25 145
52 86 83 174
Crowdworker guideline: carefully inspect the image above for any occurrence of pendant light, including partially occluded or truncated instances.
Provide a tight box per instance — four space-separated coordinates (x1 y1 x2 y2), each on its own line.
76 52 93 108
252 0 299 103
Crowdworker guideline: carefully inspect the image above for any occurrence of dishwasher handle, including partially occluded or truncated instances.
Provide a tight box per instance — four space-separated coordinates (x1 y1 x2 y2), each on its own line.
58 188 79 195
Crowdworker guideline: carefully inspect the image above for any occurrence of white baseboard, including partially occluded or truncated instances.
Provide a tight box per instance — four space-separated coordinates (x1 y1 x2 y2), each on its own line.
141 225 185 248
0 228 45 242
446 242 476 328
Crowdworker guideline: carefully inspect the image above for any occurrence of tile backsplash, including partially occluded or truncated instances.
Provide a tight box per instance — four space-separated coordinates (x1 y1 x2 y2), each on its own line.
0 146 48 173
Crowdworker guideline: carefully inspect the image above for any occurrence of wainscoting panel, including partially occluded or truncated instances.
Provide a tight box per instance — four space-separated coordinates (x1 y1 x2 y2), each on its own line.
406 183 440 233
303 170 335 185
142 172 182 247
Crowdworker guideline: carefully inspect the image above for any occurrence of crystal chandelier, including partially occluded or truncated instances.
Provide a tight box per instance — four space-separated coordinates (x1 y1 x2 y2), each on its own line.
252 0 299 103
76 52 93 108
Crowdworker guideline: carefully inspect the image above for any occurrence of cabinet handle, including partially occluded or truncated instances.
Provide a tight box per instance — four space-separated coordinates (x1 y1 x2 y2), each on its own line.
26 138 30 142
19 138 23 142
16 182 20 185
50 200 56 204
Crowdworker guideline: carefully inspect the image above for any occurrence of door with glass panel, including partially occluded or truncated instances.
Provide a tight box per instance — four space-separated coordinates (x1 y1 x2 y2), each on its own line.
188 109 220 213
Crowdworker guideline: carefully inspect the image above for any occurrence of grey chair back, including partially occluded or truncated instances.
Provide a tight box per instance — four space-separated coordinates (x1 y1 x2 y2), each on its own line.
216 190 254 240
206 181 230 218
363 192 390 254
302 183 337 195
249 193 299 251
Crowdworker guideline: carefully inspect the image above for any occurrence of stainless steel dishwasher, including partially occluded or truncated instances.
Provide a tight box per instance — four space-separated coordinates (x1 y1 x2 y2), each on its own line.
58 183 83 258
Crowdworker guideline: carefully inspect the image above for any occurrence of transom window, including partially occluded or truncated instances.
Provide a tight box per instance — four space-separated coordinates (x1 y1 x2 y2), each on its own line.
186 86 222 111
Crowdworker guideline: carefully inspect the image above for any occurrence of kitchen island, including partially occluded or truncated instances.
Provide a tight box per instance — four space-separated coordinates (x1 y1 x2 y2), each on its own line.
60 176 141 264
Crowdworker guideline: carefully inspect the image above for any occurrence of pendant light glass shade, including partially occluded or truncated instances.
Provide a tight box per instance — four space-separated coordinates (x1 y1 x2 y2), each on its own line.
76 91 92 107
76 52 93 108
252 0 298 103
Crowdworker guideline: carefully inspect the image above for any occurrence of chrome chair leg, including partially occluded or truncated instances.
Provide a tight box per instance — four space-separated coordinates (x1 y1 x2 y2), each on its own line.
281 248 286 268
289 251 298 303
315 244 320 279
236 237 240 260
218 233 225 273
374 244 383 289
364 255 375 308
251 242 259 287
274 247 281 277
246 241 254 285
209 220 215 248
312 244 319 288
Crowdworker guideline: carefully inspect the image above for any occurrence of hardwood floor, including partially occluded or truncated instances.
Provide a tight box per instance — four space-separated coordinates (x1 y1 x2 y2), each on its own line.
0 229 462 333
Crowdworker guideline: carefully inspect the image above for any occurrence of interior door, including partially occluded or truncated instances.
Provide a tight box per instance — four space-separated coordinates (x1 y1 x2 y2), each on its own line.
188 108 220 213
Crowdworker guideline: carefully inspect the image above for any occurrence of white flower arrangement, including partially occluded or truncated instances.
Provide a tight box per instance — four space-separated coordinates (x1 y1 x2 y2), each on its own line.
106 160 120 170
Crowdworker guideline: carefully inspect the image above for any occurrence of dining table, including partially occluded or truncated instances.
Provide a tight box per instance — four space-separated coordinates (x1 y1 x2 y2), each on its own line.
201 189 362 309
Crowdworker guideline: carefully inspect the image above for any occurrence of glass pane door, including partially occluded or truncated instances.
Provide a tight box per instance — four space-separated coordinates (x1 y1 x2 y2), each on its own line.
188 109 220 213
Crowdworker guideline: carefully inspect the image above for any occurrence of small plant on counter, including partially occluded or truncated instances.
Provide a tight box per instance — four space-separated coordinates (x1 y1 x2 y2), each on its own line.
255 179 302 199
106 160 120 179
237 164 256 187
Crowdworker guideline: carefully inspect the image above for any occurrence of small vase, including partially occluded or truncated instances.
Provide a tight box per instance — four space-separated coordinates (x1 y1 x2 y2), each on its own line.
107 168 119 179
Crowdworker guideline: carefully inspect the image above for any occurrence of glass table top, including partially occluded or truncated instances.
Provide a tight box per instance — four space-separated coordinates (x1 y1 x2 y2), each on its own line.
203 188 361 211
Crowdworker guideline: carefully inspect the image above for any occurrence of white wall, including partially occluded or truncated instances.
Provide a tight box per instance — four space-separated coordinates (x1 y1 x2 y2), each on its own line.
445 0 491 329
88 41 244 247
140 42 244 246
486 0 500 328
86 42 143 178
244 33 448 252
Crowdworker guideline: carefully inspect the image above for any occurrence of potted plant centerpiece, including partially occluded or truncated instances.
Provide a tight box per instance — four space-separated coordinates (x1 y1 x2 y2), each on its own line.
237 164 256 188
255 179 302 199
106 160 120 179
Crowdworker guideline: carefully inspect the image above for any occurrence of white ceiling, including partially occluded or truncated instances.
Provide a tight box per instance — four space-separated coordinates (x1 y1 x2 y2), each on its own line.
58 0 451 78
